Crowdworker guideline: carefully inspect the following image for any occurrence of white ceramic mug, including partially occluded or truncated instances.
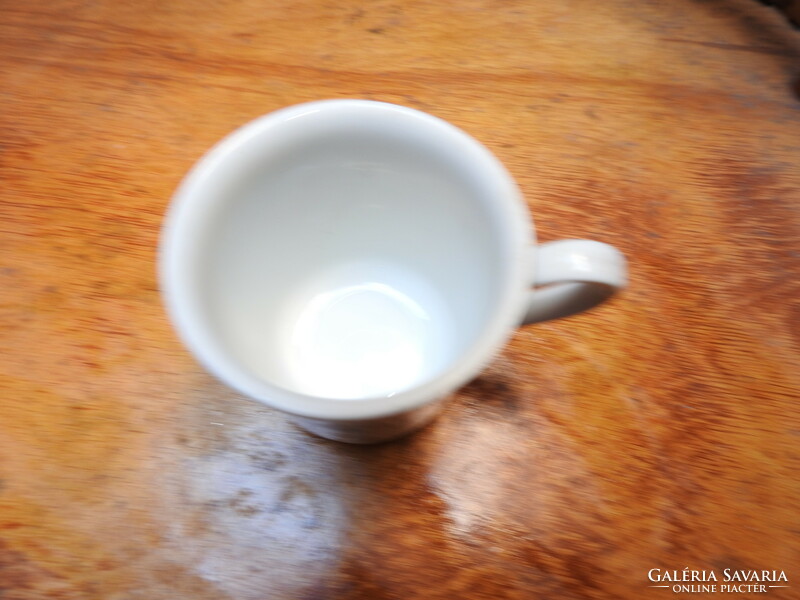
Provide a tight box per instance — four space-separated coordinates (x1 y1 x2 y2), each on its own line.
160 100 626 444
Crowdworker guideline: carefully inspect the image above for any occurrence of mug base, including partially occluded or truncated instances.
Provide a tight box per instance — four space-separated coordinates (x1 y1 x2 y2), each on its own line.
291 399 446 444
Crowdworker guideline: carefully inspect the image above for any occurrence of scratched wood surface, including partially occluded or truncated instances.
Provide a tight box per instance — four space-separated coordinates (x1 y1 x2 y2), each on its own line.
2 1 800 598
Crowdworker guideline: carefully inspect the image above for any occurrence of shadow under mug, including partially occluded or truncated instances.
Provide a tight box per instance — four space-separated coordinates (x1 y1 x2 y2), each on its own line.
160 100 627 443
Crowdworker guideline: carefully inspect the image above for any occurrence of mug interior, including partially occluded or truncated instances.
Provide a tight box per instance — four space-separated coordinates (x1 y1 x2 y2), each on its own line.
163 101 530 413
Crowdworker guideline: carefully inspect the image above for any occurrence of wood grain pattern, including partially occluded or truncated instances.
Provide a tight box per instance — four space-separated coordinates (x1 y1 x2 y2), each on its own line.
1 0 799 598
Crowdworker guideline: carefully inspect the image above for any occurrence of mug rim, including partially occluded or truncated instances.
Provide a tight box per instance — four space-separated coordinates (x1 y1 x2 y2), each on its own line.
159 99 534 421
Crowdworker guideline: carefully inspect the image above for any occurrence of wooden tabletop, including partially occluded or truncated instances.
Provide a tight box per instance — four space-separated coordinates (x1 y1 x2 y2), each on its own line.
2 1 800 598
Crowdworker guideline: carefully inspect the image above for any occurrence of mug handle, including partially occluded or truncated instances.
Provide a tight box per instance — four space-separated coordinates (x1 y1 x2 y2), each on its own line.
522 239 627 325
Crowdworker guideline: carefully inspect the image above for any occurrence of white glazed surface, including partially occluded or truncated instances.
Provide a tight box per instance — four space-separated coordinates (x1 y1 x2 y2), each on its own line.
160 100 533 424
523 239 628 324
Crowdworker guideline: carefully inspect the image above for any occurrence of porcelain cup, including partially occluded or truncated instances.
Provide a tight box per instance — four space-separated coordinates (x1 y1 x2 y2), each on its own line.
160 100 627 443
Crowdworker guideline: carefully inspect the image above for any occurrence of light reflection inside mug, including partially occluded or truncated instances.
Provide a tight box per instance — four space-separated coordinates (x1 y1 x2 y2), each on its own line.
288 281 438 400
